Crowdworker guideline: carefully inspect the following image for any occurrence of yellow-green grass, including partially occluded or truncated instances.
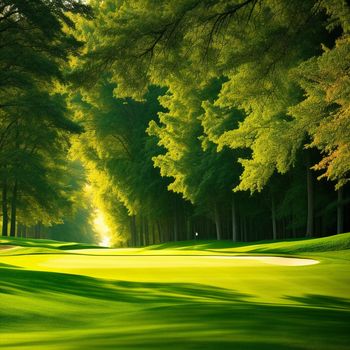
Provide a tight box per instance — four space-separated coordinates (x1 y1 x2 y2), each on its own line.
0 234 349 349
0 236 102 250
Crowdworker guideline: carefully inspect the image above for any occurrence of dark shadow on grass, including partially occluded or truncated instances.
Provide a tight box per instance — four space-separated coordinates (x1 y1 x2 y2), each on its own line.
0 262 22 268
0 267 250 304
285 294 350 309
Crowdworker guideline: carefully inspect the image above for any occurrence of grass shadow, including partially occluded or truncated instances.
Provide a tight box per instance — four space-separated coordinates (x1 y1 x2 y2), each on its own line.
0 267 251 304
285 294 350 309
0 266 349 349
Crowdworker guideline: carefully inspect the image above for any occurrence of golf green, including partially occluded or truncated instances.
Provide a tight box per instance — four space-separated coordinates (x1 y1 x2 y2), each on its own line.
0 234 349 349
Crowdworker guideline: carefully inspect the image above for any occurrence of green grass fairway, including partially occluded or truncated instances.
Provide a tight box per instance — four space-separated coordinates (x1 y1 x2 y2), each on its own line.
1 234 350 349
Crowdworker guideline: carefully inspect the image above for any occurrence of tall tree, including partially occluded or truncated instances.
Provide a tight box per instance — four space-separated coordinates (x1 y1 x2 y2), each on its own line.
68 0 350 242
0 0 92 236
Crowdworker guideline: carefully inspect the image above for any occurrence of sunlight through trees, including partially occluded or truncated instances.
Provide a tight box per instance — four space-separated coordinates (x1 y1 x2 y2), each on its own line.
0 0 349 246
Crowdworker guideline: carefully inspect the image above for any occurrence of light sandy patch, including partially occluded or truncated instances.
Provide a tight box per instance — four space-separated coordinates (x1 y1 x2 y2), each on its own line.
0 245 15 250
209 256 319 266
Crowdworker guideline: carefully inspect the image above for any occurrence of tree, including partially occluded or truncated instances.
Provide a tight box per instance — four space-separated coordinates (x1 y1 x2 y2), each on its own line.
0 0 92 237
70 78 191 245
67 0 350 242
148 80 248 240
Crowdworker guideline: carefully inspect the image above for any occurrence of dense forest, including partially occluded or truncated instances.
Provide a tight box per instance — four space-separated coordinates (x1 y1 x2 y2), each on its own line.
0 0 349 246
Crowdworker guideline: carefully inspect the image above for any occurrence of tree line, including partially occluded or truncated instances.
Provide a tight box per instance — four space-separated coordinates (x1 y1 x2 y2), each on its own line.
71 0 349 245
0 0 93 241
1 0 349 245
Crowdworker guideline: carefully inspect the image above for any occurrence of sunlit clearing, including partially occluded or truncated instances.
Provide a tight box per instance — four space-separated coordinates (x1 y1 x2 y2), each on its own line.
100 235 111 247
93 210 111 247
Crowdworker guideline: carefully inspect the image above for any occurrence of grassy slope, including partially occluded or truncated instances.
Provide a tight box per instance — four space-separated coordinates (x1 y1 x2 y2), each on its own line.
145 232 350 254
0 236 101 250
0 234 349 350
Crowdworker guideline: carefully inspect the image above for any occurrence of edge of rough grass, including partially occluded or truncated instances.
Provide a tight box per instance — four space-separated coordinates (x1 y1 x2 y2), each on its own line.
0 236 102 250
145 232 350 254
1 233 349 259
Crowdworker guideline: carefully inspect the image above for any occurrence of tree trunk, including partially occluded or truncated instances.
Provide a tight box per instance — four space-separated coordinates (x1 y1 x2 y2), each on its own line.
135 216 140 246
173 206 178 242
130 215 137 247
2 180 8 236
231 198 237 242
337 187 344 234
144 217 149 246
157 221 162 243
271 193 277 240
292 214 296 238
150 223 155 245
10 179 18 237
17 223 21 237
186 217 191 240
306 159 314 237
140 216 145 246
214 203 221 240
38 223 42 239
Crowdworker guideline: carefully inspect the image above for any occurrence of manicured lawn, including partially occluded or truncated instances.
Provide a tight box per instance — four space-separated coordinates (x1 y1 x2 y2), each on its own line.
0 234 349 349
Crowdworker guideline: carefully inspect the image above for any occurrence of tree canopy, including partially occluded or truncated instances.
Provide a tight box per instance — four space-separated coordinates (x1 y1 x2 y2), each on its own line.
1 0 349 244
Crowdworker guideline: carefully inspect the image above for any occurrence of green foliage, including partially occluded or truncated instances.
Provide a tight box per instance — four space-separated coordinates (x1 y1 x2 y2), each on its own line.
2 0 350 244
290 33 350 188
70 79 184 244
66 0 350 243
76 0 349 191
148 81 241 217
0 0 93 237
